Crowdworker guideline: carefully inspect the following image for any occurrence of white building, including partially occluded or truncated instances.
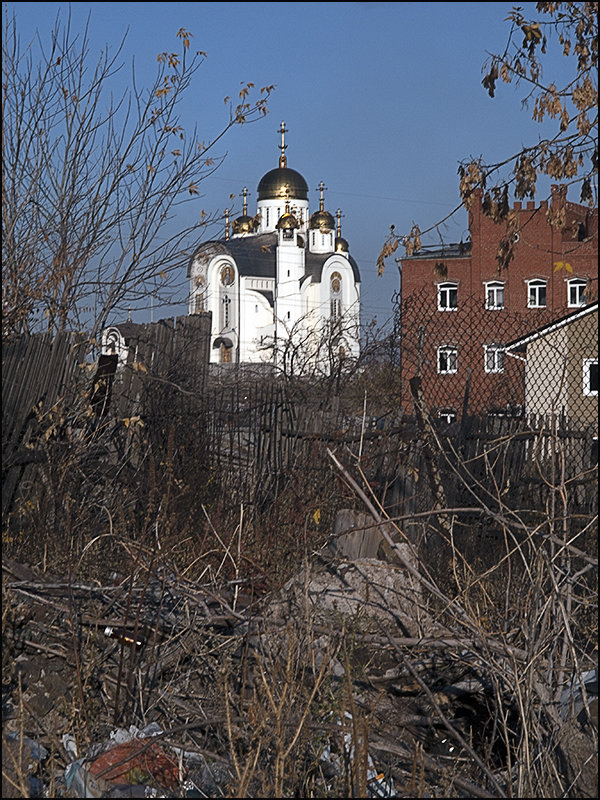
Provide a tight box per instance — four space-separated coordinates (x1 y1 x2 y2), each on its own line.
187 122 361 373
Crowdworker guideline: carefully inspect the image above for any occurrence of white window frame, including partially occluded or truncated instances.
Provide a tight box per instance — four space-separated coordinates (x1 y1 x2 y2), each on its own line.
527 279 547 308
567 278 587 308
437 345 458 374
484 344 505 373
583 358 598 396
437 282 458 311
484 281 505 310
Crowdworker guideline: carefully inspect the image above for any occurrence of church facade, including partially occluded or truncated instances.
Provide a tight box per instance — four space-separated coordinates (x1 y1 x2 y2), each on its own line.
187 122 361 373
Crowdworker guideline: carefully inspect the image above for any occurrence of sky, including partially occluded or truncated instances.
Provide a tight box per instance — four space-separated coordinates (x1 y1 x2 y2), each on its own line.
4 1 580 329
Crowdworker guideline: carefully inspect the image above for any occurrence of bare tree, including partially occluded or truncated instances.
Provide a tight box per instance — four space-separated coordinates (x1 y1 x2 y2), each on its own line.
2 10 273 339
377 1 598 273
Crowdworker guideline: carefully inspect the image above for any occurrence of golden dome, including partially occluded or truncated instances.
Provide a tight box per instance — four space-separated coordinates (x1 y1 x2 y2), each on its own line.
276 208 300 230
232 186 256 235
257 167 308 201
309 180 334 231
309 209 335 232
335 236 349 252
232 215 255 234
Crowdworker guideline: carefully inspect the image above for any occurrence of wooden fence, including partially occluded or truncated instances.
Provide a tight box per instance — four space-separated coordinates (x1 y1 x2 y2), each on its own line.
3 326 597 536
2 330 90 520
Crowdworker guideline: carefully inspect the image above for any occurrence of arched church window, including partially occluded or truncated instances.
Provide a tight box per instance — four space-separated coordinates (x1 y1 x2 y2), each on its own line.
222 295 231 329
105 330 120 354
330 271 343 327
221 344 232 363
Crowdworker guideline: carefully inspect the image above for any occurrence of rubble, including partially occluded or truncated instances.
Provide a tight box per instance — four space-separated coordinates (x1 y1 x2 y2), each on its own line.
2 548 597 798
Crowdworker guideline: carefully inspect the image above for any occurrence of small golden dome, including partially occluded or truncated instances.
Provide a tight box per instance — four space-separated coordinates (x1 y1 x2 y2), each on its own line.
232 215 255 234
335 236 349 252
309 209 335 232
276 209 300 230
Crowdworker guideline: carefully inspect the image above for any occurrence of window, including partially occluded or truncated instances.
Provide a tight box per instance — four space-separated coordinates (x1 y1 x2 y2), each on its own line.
527 279 547 308
221 294 231 328
485 281 505 310
583 359 598 396
437 345 457 374
330 272 342 326
437 282 458 311
330 298 342 323
568 278 587 307
484 344 505 373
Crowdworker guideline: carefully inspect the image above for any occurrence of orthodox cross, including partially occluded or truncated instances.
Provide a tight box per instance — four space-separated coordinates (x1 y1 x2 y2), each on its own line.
278 121 288 167
317 181 327 211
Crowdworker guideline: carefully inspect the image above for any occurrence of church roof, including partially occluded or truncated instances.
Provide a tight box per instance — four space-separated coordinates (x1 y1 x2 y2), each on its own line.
305 249 360 284
188 233 361 284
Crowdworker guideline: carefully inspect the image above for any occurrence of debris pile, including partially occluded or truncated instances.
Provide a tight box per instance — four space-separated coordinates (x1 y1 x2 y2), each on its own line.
2 547 597 798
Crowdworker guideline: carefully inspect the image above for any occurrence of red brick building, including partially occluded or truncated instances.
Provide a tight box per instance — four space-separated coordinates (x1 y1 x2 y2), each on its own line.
398 185 598 420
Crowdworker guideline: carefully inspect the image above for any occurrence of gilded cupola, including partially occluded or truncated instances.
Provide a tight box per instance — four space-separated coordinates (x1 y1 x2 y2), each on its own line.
334 208 349 252
309 181 335 232
232 187 256 235
257 121 309 201
276 201 300 230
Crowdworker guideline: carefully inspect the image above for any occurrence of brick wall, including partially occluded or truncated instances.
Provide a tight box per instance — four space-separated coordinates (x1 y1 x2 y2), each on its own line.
398 185 598 418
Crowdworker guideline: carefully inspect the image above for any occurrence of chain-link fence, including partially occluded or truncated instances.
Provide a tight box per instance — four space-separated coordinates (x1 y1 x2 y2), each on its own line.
399 288 598 431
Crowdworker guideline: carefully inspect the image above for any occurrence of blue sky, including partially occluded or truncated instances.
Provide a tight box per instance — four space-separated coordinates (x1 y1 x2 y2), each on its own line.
4 1 578 327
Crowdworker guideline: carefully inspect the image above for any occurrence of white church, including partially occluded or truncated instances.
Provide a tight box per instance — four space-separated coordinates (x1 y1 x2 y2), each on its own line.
187 122 361 372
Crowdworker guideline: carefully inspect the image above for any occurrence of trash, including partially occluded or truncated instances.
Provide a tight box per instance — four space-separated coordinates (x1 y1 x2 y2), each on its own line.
4 731 48 768
558 668 599 724
87 740 180 788
3 732 47 798
319 711 396 798
104 625 146 650
62 724 183 798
